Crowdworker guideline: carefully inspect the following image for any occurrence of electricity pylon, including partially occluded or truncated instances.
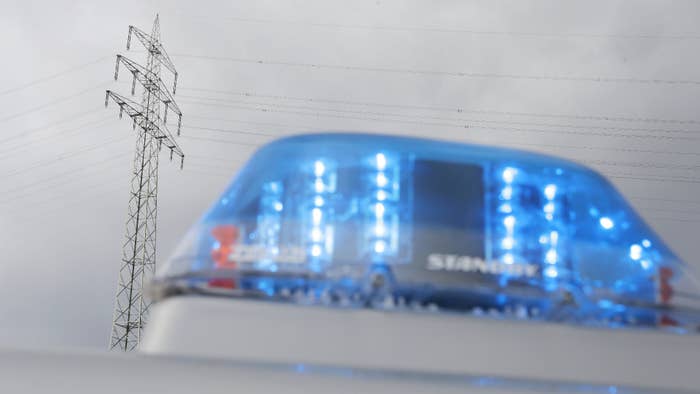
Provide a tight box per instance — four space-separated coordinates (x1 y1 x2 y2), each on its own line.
105 15 184 351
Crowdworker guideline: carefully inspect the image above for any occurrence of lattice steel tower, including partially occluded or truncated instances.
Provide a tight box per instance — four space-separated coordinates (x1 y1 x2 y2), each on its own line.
105 15 184 351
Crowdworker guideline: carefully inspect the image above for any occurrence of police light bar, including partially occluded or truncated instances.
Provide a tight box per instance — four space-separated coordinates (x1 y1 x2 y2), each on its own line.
156 133 700 332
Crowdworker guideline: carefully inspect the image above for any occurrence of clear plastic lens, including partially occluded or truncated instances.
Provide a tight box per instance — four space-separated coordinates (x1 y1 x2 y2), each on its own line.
159 133 700 332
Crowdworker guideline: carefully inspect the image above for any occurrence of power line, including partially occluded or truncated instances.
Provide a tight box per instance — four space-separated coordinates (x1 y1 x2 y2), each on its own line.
179 135 263 147
0 151 129 201
13 184 124 224
186 154 246 163
179 86 700 131
0 151 128 205
0 56 110 97
4 156 159 224
171 12 700 41
178 98 621 140
10 153 240 222
185 113 316 130
585 159 698 171
0 81 111 124
508 140 700 158
179 123 698 172
0 107 103 146
179 95 698 141
183 124 282 138
186 151 700 185
608 173 700 185
179 116 700 184
0 133 128 180
180 168 234 178
183 113 699 157
178 125 700 181
612 172 700 182
23 126 693 209
186 161 240 172
647 216 700 224
183 166 237 177
640 206 700 216
630 195 700 205
178 100 700 157
171 52 700 86
0 116 115 158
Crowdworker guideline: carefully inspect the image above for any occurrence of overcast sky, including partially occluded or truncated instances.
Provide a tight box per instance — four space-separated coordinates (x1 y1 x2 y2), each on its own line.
0 0 699 350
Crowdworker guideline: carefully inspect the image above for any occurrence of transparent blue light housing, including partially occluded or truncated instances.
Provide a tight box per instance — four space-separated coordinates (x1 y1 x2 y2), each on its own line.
158 133 700 332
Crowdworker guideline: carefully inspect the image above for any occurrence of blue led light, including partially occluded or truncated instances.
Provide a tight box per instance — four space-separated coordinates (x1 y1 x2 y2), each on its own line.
376 153 387 169
630 244 642 261
600 217 615 230
159 133 699 332
502 167 518 184
544 184 557 200
501 186 513 200
314 160 325 177
544 266 559 278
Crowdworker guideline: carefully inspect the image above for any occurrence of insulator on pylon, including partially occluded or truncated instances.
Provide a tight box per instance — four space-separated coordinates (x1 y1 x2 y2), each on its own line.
173 73 178 94
163 103 168 123
114 55 121 80
126 27 132 50
158 139 162 151
119 107 123 119
177 115 182 136
180 155 184 170
132 118 136 130
131 74 137 95
170 148 173 160
105 91 110 107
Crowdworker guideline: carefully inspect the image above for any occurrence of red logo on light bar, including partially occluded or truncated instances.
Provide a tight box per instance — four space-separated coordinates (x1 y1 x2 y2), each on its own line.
211 225 239 269
658 266 674 304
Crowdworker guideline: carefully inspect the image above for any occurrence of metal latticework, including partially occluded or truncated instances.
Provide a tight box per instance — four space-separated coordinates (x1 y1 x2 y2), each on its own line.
105 15 184 351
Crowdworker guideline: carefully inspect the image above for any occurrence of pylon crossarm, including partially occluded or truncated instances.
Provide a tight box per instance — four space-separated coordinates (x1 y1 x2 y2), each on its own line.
105 90 184 160
127 26 154 52
155 44 179 94
126 25 178 90
115 56 181 114
155 124 184 159
105 90 144 119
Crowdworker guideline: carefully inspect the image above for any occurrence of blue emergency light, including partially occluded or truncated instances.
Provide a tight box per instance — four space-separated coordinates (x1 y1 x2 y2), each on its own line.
157 133 700 332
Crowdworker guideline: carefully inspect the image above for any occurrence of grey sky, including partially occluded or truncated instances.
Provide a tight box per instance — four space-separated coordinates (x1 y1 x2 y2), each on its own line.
0 0 698 349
